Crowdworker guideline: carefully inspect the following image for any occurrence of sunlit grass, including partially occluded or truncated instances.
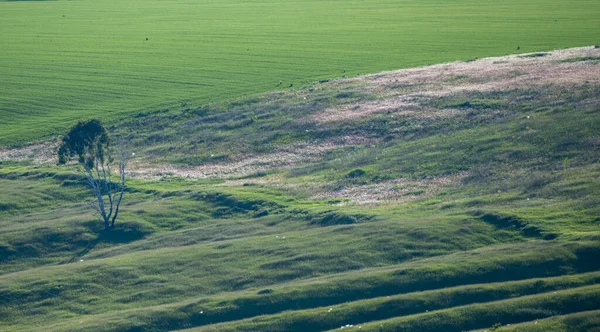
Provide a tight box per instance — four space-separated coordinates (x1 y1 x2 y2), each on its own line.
1 0 600 145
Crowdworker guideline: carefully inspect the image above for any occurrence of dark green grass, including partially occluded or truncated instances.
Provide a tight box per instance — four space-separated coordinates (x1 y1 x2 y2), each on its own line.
1 0 600 145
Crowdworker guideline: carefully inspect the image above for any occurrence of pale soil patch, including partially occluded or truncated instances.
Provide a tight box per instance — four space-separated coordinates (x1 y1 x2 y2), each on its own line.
128 135 376 180
311 173 467 205
360 46 600 92
128 142 342 180
0 140 58 165
0 136 372 181
310 98 467 124
312 98 418 123
218 173 301 190
312 46 600 124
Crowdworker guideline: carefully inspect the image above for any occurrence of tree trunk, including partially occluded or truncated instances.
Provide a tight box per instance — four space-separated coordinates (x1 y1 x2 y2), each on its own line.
84 147 127 232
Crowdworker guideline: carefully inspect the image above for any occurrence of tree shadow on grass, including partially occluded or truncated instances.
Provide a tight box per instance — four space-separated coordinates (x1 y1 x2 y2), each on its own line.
63 220 150 264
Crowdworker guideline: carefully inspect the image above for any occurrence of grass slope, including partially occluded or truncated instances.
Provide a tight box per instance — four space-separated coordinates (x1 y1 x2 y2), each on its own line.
1 49 599 330
1 0 600 145
328 285 600 332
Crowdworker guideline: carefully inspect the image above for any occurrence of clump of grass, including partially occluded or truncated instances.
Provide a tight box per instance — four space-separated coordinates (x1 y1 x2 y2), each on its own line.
519 52 550 58
446 99 506 110
346 169 366 178
336 91 355 99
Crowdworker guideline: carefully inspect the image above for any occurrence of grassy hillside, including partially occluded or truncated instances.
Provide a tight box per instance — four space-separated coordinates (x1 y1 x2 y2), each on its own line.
1 0 600 145
1 48 599 331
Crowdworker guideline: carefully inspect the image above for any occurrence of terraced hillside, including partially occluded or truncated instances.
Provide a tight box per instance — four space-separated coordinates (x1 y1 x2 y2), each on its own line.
1 47 600 331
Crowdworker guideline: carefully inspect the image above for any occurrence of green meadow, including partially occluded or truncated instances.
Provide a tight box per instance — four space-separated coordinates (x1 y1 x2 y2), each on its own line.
1 0 600 330
1 0 600 145
2 46 600 330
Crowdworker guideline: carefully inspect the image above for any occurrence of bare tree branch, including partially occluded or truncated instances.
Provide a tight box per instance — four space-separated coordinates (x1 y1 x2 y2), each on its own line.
111 148 127 228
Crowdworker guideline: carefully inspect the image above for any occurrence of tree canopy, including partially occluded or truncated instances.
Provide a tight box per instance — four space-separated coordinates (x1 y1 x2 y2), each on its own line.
58 119 110 169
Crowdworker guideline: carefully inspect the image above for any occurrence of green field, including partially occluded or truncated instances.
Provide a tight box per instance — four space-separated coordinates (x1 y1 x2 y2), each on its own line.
1 46 600 330
1 0 600 145
1 0 600 330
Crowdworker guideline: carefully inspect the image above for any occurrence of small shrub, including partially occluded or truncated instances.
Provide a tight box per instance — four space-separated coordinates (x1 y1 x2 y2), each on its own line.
519 52 550 58
346 169 366 178
335 91 354 99
311 212 357 226
253 209 269 218
309 211 372 226
0 203 17 212
448 99 505 110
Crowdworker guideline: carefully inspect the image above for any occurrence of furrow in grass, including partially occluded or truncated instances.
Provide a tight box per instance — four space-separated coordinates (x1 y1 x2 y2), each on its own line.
322 285 600 332
2 241 599 331
28 271 600 332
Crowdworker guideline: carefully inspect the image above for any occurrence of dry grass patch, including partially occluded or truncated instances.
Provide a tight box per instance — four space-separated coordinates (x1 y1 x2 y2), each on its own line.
311 46 600 124
0 140 57 165
127 142 341 180
311 173 467 205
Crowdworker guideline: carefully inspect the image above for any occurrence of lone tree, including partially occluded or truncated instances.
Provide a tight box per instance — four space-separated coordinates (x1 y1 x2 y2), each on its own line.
58 119 128 231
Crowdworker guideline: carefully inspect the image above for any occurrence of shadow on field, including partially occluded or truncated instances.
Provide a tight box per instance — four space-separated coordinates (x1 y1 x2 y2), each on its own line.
473 211 558 240
102 243 600 332
63 221 150 264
